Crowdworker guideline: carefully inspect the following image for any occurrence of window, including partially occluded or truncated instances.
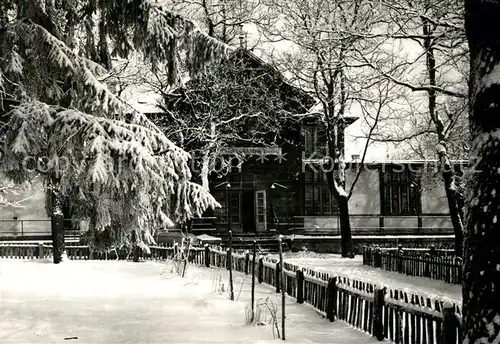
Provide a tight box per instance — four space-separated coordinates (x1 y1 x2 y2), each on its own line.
304 126 327 157
212 191 241 223
382 166 420 215
256 191 266 223
230 193 241 223
272 192 295 223
304 169 338 215
213 191 228 223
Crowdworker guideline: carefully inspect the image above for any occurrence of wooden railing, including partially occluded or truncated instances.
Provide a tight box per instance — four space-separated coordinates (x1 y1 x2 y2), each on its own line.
1 242 462 344
293 214 455 235
0 219 81 239
363 246 463 285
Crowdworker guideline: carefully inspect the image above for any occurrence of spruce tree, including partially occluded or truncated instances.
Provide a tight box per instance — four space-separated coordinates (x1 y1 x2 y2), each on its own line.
0 1 227 263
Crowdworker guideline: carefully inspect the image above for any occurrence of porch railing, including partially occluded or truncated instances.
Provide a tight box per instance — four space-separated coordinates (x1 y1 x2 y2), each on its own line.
0 219 80 239
293 214 455 235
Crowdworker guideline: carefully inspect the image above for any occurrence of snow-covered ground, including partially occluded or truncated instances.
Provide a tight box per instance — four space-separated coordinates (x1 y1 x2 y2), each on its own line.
0 259 384 344
273 252 461 305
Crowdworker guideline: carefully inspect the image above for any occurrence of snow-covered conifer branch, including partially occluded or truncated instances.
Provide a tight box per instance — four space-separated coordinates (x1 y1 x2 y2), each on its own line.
0 179 32 208
3 100 218 243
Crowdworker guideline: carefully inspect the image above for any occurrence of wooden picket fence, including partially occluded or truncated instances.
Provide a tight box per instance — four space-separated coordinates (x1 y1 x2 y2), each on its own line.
363 246 463 285
1 242 462 344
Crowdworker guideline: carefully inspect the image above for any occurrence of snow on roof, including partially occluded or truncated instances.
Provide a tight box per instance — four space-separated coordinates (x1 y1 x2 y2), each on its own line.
303 158 469 165
306 102 324 114
356 159 469 165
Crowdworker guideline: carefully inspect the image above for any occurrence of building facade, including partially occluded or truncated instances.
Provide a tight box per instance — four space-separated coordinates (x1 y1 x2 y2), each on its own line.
0 47 458 240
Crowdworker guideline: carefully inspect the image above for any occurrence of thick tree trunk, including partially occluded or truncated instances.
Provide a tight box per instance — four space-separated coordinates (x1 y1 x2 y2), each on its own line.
338 196 354 258
50 176 65 264
463 0 500 343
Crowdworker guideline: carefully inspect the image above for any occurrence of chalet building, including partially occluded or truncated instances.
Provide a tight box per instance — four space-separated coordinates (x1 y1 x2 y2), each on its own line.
194 48 459 237
0 46 459 241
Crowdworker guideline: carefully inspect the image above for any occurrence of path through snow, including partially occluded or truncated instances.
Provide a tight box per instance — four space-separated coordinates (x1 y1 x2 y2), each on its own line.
0 259 385 344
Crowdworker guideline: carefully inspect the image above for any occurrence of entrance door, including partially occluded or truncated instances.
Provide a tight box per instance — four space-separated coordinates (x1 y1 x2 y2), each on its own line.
255 190 267 232
241 191 256 232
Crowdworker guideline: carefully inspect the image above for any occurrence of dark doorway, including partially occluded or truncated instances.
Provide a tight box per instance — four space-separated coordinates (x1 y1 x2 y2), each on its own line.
241 190 256 232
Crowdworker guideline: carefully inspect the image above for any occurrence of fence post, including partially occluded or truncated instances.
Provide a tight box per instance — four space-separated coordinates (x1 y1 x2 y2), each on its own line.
173 242 179 258
372 286 386 341
375 247 382 268
296 270 304 304
258 257 263 284
456 257 463 283
251 241 257 323
279 236 286 341
424 253 431 278
204 244 210 268
327 277 337 322
244 250 250 275
228 230 234 301
275 262 281 293
442 302 457 344
397 247 404 273
38 243 44 259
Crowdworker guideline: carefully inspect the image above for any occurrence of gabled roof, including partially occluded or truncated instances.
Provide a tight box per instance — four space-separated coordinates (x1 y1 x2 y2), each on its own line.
228 49 359 127
227 47 316 110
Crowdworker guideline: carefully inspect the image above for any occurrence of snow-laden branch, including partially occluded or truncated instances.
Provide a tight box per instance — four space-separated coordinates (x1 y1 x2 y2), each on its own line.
147 1 232 53
216 111 265 127
4 100 219 232
0 181 32 209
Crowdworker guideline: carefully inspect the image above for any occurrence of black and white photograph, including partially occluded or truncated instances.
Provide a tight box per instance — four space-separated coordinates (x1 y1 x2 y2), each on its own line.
0 0 498 343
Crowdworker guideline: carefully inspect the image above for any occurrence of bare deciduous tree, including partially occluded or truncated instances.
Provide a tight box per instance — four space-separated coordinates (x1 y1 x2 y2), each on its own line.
259 0 392 257
359 0 469 256
161 0 264 46
150 50 311 190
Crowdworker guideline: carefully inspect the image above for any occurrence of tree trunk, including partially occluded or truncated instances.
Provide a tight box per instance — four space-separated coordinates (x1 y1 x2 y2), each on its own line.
337 196 354 258
200 122 216 190
438 151 464 257
445 187 464 258
200 150 211 191
131 230 140 262
463 0 500 342
423 13 465 258
50 175 65 264
325 168 354 258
